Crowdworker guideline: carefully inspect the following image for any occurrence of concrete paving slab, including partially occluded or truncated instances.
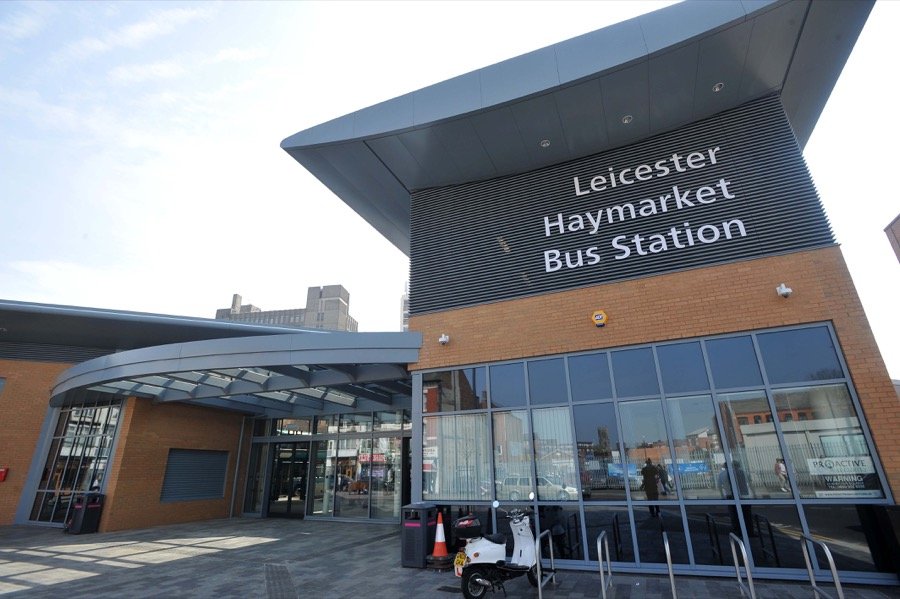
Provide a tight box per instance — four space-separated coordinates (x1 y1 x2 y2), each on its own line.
0 518 897 598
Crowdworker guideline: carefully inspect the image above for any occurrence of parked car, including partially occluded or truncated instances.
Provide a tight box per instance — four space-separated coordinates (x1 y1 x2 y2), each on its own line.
501 476 578 500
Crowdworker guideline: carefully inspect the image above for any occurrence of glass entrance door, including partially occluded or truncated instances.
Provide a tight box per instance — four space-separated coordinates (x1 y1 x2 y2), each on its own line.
268 442 309 518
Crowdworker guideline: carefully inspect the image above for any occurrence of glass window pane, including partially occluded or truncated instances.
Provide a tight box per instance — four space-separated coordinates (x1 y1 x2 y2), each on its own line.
757 326 843 384
423 368 487 413
666 395 722 499
805 505 897 573
718 391 789 499
636 506 688 564
611 348 659 398
422 414 491 501
584 506 634 563
489 363 526 408
774 384 883 499
532 408 578 501
573 403 626 501
685 505 738 567
339 413 372 433
374 410 406 432
370 437 403 519
706 336 763 389
315 415 338 434
618 399 673 502
657 342 709 394
274 418 312 435
494 410 532 500
537 505 584 561
528 358 566 405
568 353 612 402
745 505 806 569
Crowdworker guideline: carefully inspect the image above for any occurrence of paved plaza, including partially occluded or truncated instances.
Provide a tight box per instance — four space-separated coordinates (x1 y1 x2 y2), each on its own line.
0 518 897 598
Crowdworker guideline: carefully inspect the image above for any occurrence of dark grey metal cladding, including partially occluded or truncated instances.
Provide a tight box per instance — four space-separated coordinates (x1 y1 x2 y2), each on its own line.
409 96 833 315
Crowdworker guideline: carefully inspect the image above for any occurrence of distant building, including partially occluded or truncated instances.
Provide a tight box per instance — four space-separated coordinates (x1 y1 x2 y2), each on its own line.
400 283 409 332
215 286 358 331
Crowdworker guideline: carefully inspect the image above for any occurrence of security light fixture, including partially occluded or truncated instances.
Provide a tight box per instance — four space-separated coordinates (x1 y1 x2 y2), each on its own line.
539 139 551 148
438 333 450 345
621 115 633 124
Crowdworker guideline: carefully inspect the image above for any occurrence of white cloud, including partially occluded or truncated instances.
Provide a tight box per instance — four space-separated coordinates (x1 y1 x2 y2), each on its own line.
54 6 215 63
109 61 186 83
207 47 268 64
0 3 51 41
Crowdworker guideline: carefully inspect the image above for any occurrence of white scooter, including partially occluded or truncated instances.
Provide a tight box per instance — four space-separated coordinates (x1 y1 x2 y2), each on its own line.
453 494 541 599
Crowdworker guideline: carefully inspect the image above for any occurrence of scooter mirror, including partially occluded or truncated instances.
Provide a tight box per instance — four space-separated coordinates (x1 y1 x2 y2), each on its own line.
492 500 500 508
528 492 535 500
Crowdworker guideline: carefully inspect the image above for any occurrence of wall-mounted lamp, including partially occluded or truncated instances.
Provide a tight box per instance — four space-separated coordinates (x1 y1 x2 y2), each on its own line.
438 333 450 345
776 283 793 298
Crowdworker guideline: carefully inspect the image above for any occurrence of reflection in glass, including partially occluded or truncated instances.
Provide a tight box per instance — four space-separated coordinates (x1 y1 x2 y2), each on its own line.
490 363 526 408
705 336 763 389
339 413 372 433
273 418 312 435
528 358 566 405
334 438 370 517
30 398 121 524
584 506 634 563
666 395 722 499
374 410 410 432
573 403 626 501
568 353 612 402
423 414 491 501
618 399 673 501
685 505 736 566
657 342 709 394
422 368 487 412
494 411 532 500
804 505 897 573
743 505 805 569
635 506 688 564
370 437 403 518
537 505 584 560
757 326 843 384
611 347 659 398
774 384 883 499
532 408 578 500
310 440 336 516
718 391 789 499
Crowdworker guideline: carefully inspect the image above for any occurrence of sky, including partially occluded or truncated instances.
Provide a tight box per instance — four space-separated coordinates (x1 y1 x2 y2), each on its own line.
0 1 898 378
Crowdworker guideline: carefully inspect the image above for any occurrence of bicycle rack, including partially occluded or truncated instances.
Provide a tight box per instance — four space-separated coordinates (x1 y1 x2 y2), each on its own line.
728 533 757 599
596 531 613 599
535 529 557 599
800 534 844 599
662 530 677 599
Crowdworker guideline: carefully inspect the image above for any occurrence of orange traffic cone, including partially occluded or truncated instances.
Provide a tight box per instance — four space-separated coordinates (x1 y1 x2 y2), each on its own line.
426 511 453 570
432 512 449 558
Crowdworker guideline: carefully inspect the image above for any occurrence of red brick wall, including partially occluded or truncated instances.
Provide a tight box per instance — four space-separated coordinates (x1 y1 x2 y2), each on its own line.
409 247 900 500
100 398 253 532
0 360 70 525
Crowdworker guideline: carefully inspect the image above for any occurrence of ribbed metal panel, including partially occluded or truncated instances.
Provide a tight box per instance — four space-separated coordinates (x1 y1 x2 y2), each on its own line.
160 449 228 502
410 96 833 314
0 341 110 363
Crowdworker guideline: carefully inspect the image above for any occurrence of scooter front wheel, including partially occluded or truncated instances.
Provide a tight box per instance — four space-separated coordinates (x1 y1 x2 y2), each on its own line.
461 566 492 599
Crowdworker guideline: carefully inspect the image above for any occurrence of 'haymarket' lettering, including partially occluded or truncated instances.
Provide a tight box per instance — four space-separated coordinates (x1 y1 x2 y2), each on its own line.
544 179 733 237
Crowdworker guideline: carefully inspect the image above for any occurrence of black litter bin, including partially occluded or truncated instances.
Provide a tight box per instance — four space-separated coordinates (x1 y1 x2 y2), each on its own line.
65 493 104 534
401 502 437 568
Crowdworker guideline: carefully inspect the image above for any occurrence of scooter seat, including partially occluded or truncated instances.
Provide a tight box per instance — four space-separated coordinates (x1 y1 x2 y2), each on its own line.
484 533 506 545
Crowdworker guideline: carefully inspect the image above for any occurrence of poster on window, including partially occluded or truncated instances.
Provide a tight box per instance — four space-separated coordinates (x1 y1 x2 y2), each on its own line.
808 456 881 498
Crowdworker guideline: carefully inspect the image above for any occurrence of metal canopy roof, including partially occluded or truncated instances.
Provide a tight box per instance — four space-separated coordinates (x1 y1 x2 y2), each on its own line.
51 331 422 418
281 0 873 256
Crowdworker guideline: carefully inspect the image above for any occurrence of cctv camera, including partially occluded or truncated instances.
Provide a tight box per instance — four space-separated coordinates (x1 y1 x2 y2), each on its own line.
776 283 792 298
438 334 450 345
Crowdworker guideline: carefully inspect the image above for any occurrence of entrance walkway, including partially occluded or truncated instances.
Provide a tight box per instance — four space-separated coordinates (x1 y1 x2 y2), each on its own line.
0 519 897 597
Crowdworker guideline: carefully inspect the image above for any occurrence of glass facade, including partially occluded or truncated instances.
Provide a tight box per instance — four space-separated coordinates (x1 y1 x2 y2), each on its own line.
416 324 894 580
246 410 411 521
30 396 121 524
